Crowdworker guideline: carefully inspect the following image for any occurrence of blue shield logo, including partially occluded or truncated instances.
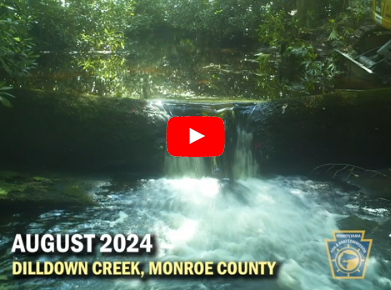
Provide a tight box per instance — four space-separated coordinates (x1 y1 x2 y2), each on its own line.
325 230 372 279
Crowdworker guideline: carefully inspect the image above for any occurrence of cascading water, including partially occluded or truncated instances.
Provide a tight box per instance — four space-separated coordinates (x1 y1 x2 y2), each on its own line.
0 113 390 290
134 128 390 290
232 128 259 179
164 155 209 178
163 126 259 180
113 129 390 290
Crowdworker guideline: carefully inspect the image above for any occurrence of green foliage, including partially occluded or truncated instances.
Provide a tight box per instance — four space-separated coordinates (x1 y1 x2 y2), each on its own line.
161 0 267 39
0 3 38 78
284 42 340 93
256 0 367 96
18 0 137 97
77 54 128 96
256 53 282 99
70 0 131 52
301 55 340 91
27 0 134 52
0 82 15 108
326 17 355 49
0 2 38 107
347 0 372 23
258 4 287 50
0 0 374 100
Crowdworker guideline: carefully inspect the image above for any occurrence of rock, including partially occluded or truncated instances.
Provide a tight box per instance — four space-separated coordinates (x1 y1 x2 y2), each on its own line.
1 88 391 177
0 89 168 174
0 170 98 208
240 88 391 175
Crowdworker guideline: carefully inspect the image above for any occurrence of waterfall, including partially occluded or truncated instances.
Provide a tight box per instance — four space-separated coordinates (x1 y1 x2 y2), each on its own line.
164 155 209 178
164 127 259 179
232 128 259 179
162 101 259 179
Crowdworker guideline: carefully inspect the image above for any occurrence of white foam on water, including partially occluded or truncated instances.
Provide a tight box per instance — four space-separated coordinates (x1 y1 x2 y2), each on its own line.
114 177 389 290
109 211 129 228
115 130 389 290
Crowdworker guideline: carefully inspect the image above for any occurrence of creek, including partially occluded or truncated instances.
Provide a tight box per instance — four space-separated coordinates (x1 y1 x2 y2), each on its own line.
0 127 390 290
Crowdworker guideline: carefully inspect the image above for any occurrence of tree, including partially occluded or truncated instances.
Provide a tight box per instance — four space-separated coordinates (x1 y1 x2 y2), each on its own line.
0 2 37 107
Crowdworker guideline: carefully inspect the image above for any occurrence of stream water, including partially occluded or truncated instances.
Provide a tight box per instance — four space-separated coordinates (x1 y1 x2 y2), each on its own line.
0 130 391 290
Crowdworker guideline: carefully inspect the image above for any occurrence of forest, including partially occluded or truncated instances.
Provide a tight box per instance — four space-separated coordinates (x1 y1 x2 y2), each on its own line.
0 0 379 105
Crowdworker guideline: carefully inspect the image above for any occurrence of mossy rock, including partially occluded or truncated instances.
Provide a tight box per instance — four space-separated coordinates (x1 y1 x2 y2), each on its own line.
0 188 7 197
0 172 53 198
0 89 167 173
0 171 98 208
61 185 96 206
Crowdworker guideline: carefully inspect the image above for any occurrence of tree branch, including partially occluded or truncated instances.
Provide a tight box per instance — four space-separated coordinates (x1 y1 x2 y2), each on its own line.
311 163 391 181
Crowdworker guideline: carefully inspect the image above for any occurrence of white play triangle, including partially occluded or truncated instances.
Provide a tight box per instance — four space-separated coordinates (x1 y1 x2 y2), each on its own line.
190 128 205 144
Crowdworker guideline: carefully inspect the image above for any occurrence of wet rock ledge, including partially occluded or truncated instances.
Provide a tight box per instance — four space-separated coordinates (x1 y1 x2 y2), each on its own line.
0 88 391 177
0 89 168 174
242 88 391 175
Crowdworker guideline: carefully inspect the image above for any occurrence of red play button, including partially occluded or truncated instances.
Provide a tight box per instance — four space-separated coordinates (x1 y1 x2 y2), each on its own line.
167 117 225 157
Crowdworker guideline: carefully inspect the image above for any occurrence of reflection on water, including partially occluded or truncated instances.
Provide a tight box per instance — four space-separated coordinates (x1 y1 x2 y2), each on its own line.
17 36 295 100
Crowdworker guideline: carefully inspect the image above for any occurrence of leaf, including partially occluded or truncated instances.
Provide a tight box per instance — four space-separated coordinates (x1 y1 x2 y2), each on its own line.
0 97 13 108
0 92 15 98
328 29 338 41
0 86 13 91
0 57 12 75
0 4 16 11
